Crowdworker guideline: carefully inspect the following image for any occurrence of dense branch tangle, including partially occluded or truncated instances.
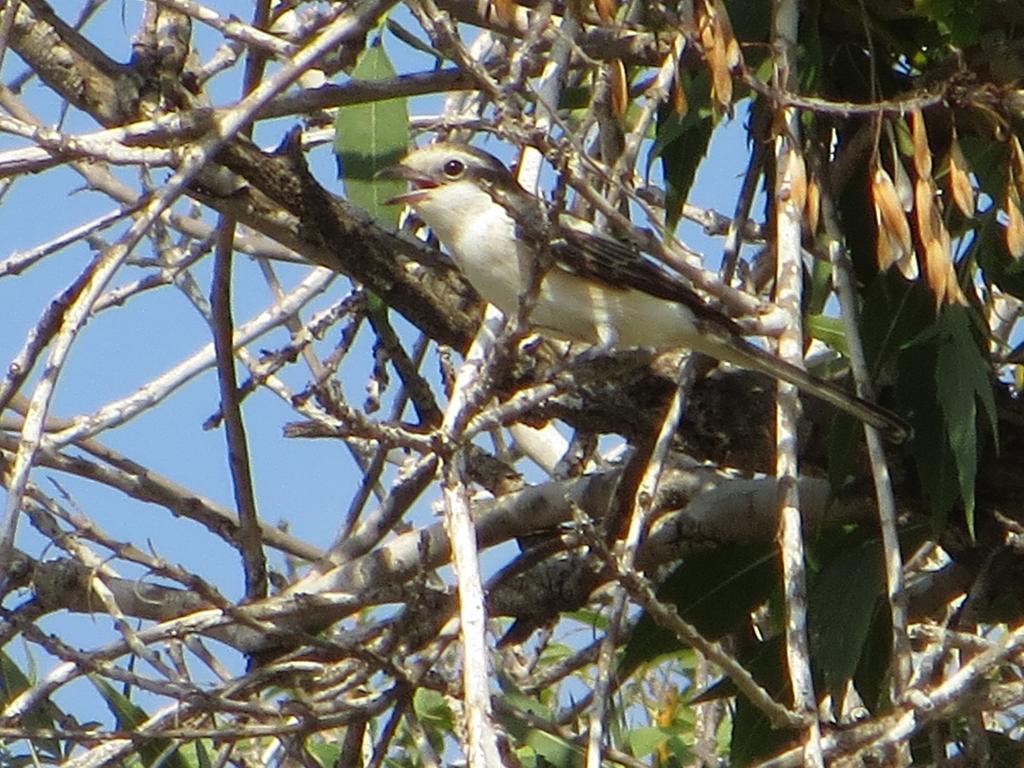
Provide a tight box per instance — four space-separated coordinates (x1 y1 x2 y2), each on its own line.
1 1 1024 767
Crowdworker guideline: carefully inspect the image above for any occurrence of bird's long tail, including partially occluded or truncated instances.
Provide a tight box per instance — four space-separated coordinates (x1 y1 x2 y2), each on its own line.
700 329 911 443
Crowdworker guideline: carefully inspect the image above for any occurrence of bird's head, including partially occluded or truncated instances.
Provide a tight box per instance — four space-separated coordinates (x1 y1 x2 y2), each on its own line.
382 143 523 240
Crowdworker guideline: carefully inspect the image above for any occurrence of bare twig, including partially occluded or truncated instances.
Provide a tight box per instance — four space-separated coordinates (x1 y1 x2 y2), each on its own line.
771 1 822 766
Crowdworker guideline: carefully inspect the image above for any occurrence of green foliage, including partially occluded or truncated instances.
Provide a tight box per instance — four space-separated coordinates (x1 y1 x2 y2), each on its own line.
89 676 191 768
722 0 771 46
622 528 905 763
0 650 63 762
723 534 889 762
932 308 998 531
305 739 341 767
334 35 409 225
565 607 611 633
844 273 998 534
414 687 454 734
808 536 885 699
805 314 851 357
900 305 998 533
962 136 1024 299
497 683 582 767
649 71 715 231
409 686 454 759
627 724 691 763
727 636 794 766
851 591 895 714
915 0 982 46
620 542 778 679
191 741 212 768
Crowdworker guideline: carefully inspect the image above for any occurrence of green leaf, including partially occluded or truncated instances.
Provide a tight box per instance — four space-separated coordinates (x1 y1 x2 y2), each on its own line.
805 314 849 357
537 641 574 667
826 410 862 492
852 592 893 713
854 277 995 533
827 274 922 499
808 537 884 699
935 314 980 534
620 543 778 679
898 339 961 529
305 740 341 767
628 725 690 759
661 735 693 766
907 306 997 535
334 36 408 225
192 740 212 768
90 676 146 729
859 274 936 376
413 687 454 733
0 650 62 760
497 694 581 767
725 636 796 765
565 607 610 632
173 741 215 768
914 0 982 46
557 85 592 111
825 276 927 490
806 249 835 318
649 70 715 230
723 0 771 45
959 135 1009 194
90 676 189 768
0 650 32 704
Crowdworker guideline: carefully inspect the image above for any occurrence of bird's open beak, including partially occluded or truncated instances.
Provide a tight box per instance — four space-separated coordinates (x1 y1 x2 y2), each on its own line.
377 163 437 206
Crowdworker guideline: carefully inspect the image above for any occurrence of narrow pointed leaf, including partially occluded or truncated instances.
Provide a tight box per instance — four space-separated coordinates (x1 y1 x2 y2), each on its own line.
334 36 408 225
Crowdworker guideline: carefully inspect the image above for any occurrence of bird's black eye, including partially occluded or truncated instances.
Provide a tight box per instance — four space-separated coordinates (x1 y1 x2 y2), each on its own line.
442 159 465 178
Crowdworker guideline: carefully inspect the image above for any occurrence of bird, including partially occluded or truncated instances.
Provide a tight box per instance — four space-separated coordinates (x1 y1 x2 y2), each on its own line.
383 142 910 442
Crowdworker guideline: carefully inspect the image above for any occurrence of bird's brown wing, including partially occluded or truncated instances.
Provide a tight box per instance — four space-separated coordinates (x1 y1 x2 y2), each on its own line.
544 223 911 441
552 227 743 332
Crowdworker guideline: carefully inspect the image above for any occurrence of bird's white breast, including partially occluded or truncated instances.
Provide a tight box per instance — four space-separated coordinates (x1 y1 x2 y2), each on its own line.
413 182 701 351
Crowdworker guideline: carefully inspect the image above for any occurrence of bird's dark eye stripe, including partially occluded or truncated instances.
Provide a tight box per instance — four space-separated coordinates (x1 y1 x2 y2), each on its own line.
442 159 465 177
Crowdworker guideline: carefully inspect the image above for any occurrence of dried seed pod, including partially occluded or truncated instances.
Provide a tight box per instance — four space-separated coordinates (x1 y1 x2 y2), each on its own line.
872 165 914 256
910 109 933 179
697 0 736 111
1007 184 1024 259
916 176 961 307
608 59 628 121
805 172 820 235
783 147 807 213
671 73 688 116
593 0 617 23
948 137 975 218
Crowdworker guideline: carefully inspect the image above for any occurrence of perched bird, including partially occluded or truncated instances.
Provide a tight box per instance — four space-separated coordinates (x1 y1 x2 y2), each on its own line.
384 142 909 442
